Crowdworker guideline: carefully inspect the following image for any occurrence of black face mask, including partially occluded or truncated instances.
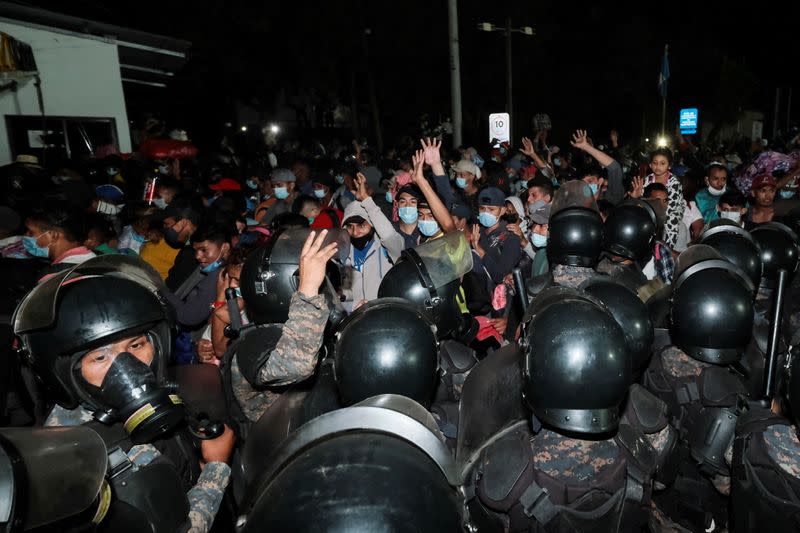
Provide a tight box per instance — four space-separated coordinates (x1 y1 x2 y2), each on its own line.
350 230 375 251
162 226 184 248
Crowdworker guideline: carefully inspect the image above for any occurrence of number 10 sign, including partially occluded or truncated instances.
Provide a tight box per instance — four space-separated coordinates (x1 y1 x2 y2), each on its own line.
489 113 510 144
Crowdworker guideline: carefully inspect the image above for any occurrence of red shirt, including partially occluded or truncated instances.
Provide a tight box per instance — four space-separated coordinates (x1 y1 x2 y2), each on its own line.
310 208 344 229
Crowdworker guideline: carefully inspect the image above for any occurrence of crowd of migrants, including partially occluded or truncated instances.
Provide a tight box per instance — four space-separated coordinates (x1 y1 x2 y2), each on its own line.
2 122 800 533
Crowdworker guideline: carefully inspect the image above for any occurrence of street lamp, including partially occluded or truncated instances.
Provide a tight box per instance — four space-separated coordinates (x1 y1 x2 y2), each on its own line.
478 19 535 142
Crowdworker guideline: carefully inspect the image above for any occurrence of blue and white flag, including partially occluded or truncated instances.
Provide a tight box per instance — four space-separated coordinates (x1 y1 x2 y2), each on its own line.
658 45 670 98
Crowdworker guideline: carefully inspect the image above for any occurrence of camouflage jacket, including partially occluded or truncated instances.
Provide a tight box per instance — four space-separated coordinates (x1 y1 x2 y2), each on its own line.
45 405 230 533
552 264 596 288
232 291 329 422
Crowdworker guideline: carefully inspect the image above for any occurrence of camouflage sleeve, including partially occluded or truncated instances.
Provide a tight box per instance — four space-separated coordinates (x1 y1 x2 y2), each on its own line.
44 405 94 427
256 292 329 386
187 461 231 533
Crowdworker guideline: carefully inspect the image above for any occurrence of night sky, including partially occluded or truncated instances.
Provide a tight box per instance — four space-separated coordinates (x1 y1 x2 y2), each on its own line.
21 0 800 150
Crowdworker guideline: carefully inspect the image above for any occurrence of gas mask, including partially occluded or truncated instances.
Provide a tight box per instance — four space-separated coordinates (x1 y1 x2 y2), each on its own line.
74 348 185 445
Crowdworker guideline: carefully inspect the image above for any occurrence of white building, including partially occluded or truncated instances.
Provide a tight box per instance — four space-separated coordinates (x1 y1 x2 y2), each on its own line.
0 4 189 166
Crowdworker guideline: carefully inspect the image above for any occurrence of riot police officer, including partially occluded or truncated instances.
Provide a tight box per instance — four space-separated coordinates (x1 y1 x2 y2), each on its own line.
527 180 604 296
236 394 465 532
643 245 755 531
462 286 675 532
12 255 232 533
730 343 800 531
377 231 479 415
596 199 658 292
225 228 342 437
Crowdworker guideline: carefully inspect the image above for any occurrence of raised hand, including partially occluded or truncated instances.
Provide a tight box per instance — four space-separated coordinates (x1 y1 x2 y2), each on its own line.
610 129 619 148
411 149 426 185
520 137 536 158
570 130 590 150
298 230 339 297
420 137 442 167
352 172 370 202
630 176 645 199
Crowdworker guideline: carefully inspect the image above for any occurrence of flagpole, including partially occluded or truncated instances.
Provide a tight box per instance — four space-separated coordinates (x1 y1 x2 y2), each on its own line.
660 44 668 138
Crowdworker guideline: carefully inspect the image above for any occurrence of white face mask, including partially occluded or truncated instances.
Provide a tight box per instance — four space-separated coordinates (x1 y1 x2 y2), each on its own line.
707 185 726 196
719 211 742 223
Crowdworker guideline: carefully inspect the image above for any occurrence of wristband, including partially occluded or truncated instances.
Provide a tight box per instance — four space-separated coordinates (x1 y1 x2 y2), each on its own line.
210 300 226 311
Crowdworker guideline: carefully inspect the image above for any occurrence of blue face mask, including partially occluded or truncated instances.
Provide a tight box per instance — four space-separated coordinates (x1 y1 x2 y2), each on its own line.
246 178 259 190
200 250 225 274
398 206 418 224
308 217 316 225
588 183 599 195
22 232 50 258
335 174 345 184
314 189 327 199
274 187 289 200
385 191 393 204
478 212 498 228
531 233 548 248
418 219 440 237
527 199 546 216
779 190 795 199
553 157 561 167
456 177 467 189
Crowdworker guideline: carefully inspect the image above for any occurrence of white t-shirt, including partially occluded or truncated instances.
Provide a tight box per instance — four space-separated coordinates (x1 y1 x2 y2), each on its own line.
674 201 703 252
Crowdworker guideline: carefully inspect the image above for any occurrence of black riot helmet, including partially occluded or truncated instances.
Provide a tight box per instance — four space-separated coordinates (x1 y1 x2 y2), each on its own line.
700 223 763 289
240 228 349 325
333 298 439 408
377 231 472 338
581 277 654 373
521 287 631 435
670 245 755 364
13 255 184 444
750 222 799 288
547 180 604 267
602 199 657 264
238 396 462 533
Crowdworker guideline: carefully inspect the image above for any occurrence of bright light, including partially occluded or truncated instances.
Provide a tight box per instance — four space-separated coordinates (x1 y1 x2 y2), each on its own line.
270 124 280 134
645 138 650 142
522 26 534 35
656 136 668 148
478 22 493 32
240 125 248 132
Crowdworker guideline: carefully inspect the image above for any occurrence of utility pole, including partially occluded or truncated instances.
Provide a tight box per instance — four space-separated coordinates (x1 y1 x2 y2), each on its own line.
447 0 463 148
478 20 534 144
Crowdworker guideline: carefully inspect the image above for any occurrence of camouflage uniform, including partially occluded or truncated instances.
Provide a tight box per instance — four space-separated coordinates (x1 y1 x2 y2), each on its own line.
469 385 674 532
551 264 596 288
231 291 329 423
730 407 800 530
45 405 230 533
643 345 748 530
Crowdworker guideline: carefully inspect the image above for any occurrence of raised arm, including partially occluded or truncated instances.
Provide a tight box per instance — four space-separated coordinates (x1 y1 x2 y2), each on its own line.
417 140 455 233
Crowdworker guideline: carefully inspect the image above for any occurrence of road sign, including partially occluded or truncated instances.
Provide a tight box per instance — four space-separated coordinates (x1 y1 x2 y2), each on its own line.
679 108 699 134
489 113 510 144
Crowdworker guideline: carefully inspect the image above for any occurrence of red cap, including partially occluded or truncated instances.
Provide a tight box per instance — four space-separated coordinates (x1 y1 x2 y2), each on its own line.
751 175 777 191
209 178 242 191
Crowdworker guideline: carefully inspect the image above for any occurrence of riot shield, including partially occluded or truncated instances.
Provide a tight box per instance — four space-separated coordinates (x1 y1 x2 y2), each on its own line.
455 343 526 479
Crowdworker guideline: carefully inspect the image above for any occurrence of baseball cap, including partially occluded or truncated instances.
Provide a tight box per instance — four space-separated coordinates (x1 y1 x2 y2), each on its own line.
477 187 506 207
530 203 551 225
271 168 297 183
209 178 242 191
751 175 777 191
453 159 481 179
